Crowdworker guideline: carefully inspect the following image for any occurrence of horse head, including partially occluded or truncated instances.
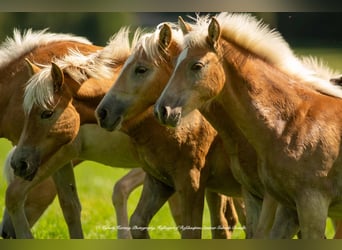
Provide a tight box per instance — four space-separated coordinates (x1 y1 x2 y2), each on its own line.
11 60 80 180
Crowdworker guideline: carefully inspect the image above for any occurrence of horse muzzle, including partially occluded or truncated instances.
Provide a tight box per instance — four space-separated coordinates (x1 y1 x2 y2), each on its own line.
154 104 182 128
10 147 40 181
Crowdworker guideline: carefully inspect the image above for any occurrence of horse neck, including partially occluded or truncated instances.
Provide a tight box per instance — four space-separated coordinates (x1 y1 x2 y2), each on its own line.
71 76 116 124
217 39 305 153
201 101 251 155
120 106 156 137
0 63 29 142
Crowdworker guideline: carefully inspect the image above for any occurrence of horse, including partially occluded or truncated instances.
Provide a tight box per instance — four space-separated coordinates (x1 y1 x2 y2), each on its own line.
0 28 106 238
154 12 342 239
95 22 249 238
8 27 244 239
0 28 149 239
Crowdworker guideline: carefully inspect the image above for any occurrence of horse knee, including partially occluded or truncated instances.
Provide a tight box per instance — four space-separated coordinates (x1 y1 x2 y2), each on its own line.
5 183 25 212
112 181 129 208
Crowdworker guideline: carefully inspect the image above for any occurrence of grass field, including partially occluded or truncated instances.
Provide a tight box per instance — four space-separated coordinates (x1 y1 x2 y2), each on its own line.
0 47 342 239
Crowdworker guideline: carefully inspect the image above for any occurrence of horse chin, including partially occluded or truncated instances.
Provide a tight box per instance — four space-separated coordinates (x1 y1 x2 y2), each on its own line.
161 106 183 128
164 116 181 128
13 166 38 181
22 168 39 181
103 115 123 132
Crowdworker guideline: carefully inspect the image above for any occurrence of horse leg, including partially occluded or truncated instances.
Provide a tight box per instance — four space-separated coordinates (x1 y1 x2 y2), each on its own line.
129 173 174 238
296 190 330 239
233 197 247 235
6 142 79 238
241 188 262 238
176 169 206 239
1 177 58 239
1 148 57 239
333 219 342 239
52 162 83 238
253 192 278 238
269 204 299 238
205 190 231 239
112 168 145 239
167 193 182 235
5 177 34 238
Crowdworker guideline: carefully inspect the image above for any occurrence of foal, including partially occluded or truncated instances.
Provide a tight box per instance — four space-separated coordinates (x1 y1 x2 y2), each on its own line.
3 28 145 238
0 28 104 238
155 13 342 238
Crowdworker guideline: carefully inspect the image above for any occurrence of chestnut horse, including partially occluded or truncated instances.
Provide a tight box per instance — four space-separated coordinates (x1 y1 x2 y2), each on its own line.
155 13 342 238
0 28 148 239
96 23 247 238
0 28 103 238
9 27 244 238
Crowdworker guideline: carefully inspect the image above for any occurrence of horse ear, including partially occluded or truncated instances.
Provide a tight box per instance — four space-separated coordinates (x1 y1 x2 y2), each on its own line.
178 16 191 34
51 62 64 92
159 23 172 50
330 75 342 86
207 17 221 48
24 58 40 76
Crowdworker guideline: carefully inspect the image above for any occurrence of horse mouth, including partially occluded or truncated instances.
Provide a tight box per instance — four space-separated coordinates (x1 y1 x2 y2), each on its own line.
155 105 182 128
104 115 123 132
12 164 38 181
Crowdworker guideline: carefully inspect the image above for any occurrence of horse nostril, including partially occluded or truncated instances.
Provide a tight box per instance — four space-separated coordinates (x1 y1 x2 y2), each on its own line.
11 159 28 172
161 106 170 120
97 108 108 121
19 160 28 171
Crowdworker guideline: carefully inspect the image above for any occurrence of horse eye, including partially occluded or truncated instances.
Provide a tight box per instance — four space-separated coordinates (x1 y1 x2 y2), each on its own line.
191 62 204 71
135 66 148 75
41 110 54 119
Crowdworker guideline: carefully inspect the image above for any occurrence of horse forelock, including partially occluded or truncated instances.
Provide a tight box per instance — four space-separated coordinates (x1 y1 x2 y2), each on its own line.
133 23 184 66
0 28 91 70
23 66 55 114
185 12 342 98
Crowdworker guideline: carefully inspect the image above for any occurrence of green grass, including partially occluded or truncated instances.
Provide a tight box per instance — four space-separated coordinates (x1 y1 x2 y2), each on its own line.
1 47 342 239
0 139 244 239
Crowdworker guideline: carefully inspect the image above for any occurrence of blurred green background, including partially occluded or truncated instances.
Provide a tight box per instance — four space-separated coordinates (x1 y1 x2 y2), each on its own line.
0 13 341 47
0 12 341 239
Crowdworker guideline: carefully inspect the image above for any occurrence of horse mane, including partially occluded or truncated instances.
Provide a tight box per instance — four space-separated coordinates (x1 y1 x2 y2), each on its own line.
0 28 91 70
23 27 139 113
184 12 342 98
132 22 184 66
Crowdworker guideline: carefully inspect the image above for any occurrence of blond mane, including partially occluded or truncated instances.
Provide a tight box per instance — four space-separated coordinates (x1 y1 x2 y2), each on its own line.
0 28 91 70
183 12 342 98
130 22 184 66
23 27 137 113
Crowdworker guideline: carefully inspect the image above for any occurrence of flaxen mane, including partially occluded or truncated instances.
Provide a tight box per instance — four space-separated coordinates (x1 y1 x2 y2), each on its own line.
0 28 91 70
182 12 342 98
23 27 139 113
131 22 183 66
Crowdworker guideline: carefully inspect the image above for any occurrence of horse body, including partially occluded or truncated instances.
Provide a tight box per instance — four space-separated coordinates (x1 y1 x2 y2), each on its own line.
154 13 342 238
